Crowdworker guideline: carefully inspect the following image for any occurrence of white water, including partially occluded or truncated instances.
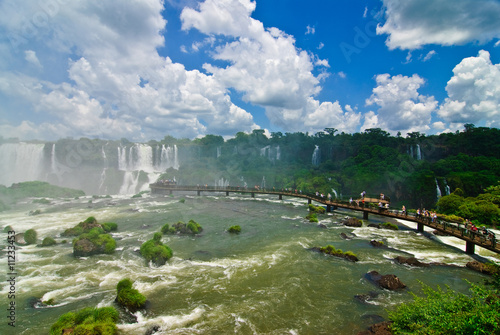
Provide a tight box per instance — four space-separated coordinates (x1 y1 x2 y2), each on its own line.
312 145 320 166
0 143 46 186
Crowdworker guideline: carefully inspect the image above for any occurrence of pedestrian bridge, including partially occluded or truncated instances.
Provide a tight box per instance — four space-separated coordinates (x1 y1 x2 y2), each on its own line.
150 183 499 255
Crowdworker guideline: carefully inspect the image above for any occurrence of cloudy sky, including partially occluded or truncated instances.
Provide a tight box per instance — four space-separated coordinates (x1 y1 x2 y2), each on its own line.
1 0 500 141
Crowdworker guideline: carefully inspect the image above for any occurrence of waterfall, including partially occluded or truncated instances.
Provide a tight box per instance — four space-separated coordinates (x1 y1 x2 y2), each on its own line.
260 145 270 158
312 145 321 166
444 179 451 195
217 146 221 158
215 177 229 188
416 144 422 160
261 176 266 189
331 188 338 199
276 145 280 160
0 142 46 186
436 179 442 200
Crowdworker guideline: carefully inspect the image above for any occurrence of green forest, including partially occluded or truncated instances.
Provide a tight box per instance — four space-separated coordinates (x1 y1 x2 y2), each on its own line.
153 124 500 223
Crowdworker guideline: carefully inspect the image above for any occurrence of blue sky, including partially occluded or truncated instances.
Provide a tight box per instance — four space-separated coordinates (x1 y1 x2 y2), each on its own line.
1 0 500 141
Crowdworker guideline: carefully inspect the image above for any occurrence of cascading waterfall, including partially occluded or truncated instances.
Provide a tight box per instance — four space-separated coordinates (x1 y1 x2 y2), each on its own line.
436 179 442 200
117 144 179 194
444 179 451 195
217 146 221 158
276 145 281 160
261 176 266 189
0 142 46 186
312 145 321 166
331 188 338 199
416 144 422 160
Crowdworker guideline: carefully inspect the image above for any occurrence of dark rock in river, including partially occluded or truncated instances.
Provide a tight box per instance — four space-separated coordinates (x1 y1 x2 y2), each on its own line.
340 232 351 239
466 260 496 275
342 217 362 227
370 240 386 248
318 223 328 229
367 223 380 228
395 256 429 267
357 321 393 335
145 325 161 335
365 271 406 291
354 291 379 304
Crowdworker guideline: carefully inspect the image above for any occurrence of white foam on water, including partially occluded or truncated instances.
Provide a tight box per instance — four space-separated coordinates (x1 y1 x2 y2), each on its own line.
118 307 205 334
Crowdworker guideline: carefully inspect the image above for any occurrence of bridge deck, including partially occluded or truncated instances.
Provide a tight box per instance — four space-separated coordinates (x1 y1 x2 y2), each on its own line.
150 184 499 255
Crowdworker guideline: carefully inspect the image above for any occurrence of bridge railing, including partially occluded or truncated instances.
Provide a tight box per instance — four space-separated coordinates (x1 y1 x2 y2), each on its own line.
150 183 498 251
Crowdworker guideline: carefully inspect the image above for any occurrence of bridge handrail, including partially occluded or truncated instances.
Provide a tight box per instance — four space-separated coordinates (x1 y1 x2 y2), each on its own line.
150 183 498 252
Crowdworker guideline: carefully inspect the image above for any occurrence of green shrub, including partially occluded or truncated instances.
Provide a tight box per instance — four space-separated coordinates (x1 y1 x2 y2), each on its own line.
381 222 399 230
164 220 203 234
389 282 500 334
179 198 185 203
140 235 173 266
73 231 116 256
318 244 358 261
306 212 318 222
308 204 326 214
161 223 170 234
228 225 241 233
41 237 57 247
116 278 133 293
49 306 119 335
187 220 203 234
116 278 146 312
101 222 118 232
24 229 37 245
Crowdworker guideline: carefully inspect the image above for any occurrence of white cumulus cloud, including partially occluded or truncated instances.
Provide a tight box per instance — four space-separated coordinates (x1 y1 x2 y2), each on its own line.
439 50 500 128
365 74 438 134
377 0 500 50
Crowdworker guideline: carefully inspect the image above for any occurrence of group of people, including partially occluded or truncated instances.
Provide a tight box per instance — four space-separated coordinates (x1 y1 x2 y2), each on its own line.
415 208 438 223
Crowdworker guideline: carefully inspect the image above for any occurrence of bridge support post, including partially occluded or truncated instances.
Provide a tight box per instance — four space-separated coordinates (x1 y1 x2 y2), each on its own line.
169 190 172 195
308 199 311 205
251 192 255 198
417 222 424 233
465 241 475 255
197 190 200 196
226 191 229 196
326 205 331 212
363 211 369 220
279 194 282 200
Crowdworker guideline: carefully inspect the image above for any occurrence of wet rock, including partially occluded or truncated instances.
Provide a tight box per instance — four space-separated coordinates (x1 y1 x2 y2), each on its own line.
354 291 379 304
342 217 362 227
340 232 351 239
145 325 161 335
318 223 328 229
395 256 429 267
367 223 380 228
365 271 406 291
370 240 386 248
357 321 393 335
466 260 496 275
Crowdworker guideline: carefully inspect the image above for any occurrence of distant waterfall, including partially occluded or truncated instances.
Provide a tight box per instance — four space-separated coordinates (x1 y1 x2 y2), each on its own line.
408 144 423 160
217 146 221 158
260 145 280 161
0 142 46 186
117 144 179 194
444 179 451 195
312 145 321 166
436 179 442 200
416 144 422 160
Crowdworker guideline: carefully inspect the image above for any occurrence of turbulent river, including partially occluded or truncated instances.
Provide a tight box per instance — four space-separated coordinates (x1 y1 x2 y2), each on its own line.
1 193 498 335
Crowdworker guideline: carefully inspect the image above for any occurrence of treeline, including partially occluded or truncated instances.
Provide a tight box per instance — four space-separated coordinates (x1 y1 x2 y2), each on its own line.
159 124 500 211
